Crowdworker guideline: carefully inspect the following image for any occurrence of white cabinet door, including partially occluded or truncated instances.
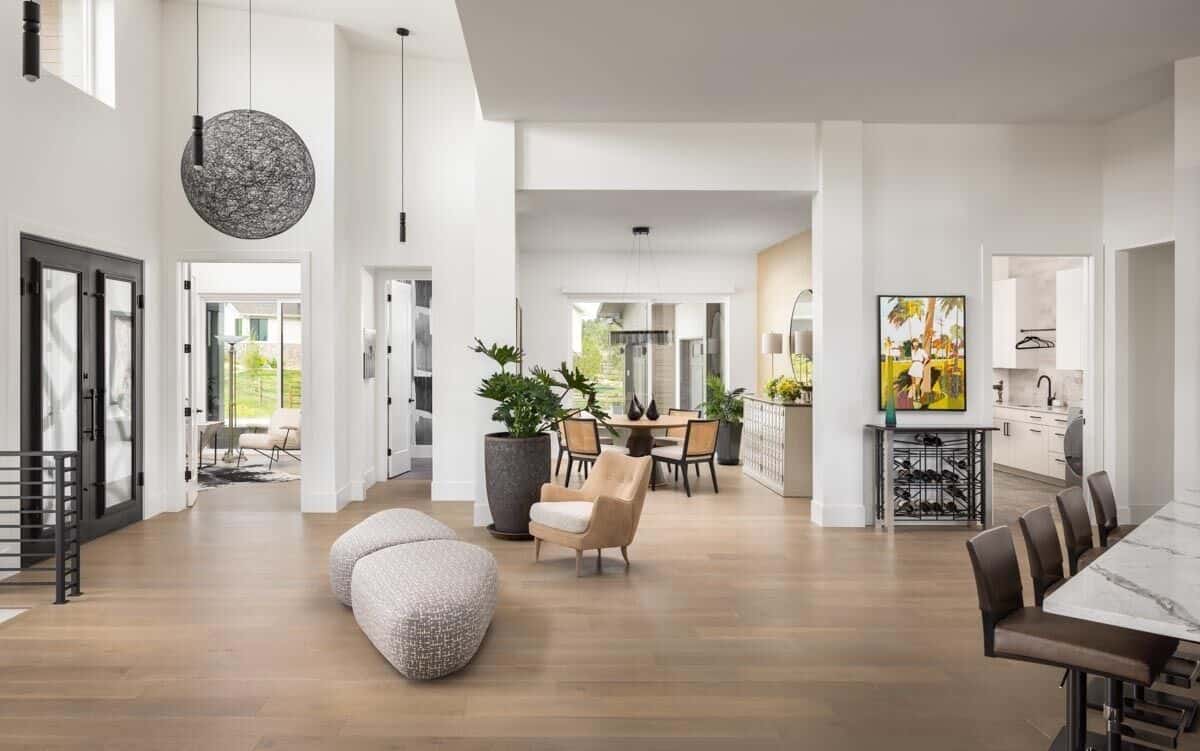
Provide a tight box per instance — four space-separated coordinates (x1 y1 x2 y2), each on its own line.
993 419 1012 466
1011 423 1049 476
993 279 1038 370
1055 267 1086 370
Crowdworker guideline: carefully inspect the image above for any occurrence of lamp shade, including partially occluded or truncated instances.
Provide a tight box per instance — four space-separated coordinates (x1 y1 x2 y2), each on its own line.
760 332 783 355
792 330 813 357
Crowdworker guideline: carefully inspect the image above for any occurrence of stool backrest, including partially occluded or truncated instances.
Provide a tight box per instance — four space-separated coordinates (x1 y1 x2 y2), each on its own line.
1055 486 1094 570
563 418 601 456
1086 470 1119 537
666 409 700 439
683 419 719 457
1018 506 1064 606
965 527 1024 655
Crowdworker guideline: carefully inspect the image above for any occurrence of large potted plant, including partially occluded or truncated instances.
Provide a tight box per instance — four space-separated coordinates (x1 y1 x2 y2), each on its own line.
704 375 745 466
471 339 609 539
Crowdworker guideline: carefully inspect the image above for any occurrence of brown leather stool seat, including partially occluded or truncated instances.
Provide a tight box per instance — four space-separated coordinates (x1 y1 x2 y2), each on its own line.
993 607 1177 686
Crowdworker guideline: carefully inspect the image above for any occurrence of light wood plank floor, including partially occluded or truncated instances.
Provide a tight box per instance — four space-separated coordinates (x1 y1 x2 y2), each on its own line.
0 466 1194 750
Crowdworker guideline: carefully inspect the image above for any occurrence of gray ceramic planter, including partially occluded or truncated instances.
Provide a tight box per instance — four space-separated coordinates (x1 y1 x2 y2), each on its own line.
483 432 551 539
716 422 742 466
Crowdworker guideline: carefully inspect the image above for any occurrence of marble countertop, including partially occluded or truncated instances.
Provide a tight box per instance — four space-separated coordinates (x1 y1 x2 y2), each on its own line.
993 402 1072 415
1044 500 1200 641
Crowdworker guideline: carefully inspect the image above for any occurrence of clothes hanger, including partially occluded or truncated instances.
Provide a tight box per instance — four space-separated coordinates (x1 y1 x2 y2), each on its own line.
1015 328 1056 350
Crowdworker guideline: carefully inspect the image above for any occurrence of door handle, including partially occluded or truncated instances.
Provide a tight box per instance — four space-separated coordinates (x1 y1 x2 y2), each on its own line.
82 388 96 439
1030 428 1042 434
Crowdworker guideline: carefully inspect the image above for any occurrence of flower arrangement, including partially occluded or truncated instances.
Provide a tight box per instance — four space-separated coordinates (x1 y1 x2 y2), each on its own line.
766 376 804 402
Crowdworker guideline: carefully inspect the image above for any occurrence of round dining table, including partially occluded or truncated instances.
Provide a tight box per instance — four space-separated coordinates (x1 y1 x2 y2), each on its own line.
604 413 693 457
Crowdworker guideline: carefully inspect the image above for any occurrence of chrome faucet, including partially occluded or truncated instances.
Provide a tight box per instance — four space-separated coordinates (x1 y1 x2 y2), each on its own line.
1036 375 1053 407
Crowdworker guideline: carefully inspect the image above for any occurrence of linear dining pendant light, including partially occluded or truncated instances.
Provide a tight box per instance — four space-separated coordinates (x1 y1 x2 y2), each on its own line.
22 1 40 82
397 27 409 243
191 0 203 168
610 227 673 347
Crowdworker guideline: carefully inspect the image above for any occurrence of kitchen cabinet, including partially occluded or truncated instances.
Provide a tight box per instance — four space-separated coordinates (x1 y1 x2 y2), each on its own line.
993 405 1071 481
1055 266 1086 370
992 278 1039 370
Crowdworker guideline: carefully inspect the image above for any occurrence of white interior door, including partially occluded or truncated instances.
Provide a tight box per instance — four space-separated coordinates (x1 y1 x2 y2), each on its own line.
182 265 199 507
388 281 413 477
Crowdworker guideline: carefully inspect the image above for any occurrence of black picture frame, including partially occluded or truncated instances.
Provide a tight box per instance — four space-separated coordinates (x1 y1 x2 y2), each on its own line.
877 295 967 412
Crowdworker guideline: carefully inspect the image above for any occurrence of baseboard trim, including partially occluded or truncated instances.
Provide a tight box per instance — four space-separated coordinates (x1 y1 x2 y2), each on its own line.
431 480 474 502
811 500 869 527
473 501 492 527
349 481 365 503
302 485 345 514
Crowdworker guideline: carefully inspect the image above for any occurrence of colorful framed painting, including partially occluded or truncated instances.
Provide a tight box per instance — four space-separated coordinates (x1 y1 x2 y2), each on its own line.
877 296 966 411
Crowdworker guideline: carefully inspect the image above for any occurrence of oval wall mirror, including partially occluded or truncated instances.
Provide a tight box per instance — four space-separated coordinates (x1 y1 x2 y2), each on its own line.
789 289 813 382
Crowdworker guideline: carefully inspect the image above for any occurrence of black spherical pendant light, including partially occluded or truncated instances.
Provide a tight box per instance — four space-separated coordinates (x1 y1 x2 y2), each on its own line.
179 0 315 240
180 110 315 239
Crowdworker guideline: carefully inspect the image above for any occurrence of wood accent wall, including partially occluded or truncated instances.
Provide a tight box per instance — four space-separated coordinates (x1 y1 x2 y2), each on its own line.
756 232 812 393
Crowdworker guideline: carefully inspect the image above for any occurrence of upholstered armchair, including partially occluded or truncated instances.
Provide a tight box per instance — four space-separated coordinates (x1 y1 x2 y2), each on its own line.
529 451 652 576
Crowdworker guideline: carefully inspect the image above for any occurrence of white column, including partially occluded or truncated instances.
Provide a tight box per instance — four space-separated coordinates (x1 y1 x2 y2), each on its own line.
1176 58 1200 504
811 121 870 526
471 110 517 525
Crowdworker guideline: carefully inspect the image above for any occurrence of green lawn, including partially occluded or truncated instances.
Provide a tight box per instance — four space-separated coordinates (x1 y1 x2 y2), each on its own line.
234 368 301 422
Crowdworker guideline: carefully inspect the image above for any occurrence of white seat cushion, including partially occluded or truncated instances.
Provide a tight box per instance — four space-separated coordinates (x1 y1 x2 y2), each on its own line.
651 445 684 460
239 432 278 450
529 501 594 534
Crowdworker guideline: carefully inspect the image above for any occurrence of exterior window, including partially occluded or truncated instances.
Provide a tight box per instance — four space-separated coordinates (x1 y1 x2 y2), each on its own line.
39 0 116 107
249 318 269 342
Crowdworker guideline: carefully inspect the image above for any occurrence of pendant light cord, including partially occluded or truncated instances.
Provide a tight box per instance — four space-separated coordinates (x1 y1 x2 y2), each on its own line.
400 31 405 213
194 0 199 115
248 0 253 112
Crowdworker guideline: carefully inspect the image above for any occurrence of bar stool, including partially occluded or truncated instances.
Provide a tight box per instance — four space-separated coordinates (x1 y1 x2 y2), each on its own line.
1056 486 1103 575
967 526 1178 751
1020 505 1196 741
1085 471 1138 548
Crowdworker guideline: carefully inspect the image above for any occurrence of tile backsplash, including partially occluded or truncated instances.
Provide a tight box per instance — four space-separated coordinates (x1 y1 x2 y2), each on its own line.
993 368 1084 408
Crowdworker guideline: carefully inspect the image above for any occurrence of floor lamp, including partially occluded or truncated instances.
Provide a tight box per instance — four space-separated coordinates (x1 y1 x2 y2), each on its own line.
218 335 247 461
761 332 783 381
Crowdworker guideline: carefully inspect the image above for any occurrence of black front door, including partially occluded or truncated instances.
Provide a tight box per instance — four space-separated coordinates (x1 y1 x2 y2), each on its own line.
20 235 143 549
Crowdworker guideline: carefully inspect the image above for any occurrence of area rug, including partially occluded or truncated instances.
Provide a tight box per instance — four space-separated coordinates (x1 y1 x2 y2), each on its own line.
198 461 299 490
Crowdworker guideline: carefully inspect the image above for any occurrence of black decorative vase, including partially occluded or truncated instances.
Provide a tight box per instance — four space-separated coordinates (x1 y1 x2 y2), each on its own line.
626 395 644 421
645 399 659 420
483 432 550 540
716 422 743 466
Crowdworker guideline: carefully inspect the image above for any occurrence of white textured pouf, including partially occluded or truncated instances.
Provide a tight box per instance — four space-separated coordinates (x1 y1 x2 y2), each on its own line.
351 540 498 680
329 509 457 606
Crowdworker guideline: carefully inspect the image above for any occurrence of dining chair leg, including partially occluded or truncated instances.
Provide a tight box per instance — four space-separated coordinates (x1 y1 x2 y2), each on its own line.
575 549 583 577
695 463 700 478
237 448 244 468
683 465 692 497
583 461 589 480
565 458 574 488
555 449 563 477
650 460 658 490
534 538 541 562
596 548 602 573
709 459 719 493
674 464 679 482
620 545 629 566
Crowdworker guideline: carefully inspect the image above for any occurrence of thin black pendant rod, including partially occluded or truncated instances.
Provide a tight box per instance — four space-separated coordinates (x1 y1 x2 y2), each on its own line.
22 1 40 82
397 27 409 243
192 0 203 168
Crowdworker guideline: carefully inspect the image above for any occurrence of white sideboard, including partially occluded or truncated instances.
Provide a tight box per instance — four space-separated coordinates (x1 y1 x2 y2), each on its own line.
741 395 812 497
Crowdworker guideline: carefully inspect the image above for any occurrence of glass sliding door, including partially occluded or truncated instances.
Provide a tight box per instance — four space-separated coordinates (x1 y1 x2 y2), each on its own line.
21 235 143 545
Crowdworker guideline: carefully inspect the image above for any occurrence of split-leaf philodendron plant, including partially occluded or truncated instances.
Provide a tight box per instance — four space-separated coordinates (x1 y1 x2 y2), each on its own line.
470 339 611 438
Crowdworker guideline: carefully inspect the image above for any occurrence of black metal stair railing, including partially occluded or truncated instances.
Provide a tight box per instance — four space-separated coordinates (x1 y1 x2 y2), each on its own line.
0 451 82 604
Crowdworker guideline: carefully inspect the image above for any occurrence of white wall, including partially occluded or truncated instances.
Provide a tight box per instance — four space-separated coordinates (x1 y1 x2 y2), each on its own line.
0 0 164 540
1102 99 1174 252
159 3 339 512
1116 244 1174 521
1175 58 1200 505
518 123 818 191
518 251 757 396
346 50 479 503
191 262 302 295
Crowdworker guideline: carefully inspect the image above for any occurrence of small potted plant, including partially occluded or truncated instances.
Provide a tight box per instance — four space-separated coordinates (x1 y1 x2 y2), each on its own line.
764 376 781 401
471 340 609 539
776 377 803 403
704 375 745 466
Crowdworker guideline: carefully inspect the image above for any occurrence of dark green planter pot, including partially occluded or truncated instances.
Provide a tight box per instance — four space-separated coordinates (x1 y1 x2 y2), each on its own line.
716 422 742 466
483 432 551 540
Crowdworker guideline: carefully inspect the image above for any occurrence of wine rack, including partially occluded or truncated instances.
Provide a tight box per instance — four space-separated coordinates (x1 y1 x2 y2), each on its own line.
867 426 992 526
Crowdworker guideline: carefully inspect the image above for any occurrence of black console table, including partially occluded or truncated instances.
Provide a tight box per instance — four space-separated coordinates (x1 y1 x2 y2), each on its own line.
865 425 996 529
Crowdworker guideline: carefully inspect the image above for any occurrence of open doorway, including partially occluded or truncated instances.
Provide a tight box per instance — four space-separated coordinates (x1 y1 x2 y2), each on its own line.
181 262 303 500
378 276 433 482
989 255 1091 526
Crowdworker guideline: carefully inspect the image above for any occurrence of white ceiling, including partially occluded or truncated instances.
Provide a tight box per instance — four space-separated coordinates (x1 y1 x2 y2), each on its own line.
197 0 468 59
517 191 812 256
457 0 1200 123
